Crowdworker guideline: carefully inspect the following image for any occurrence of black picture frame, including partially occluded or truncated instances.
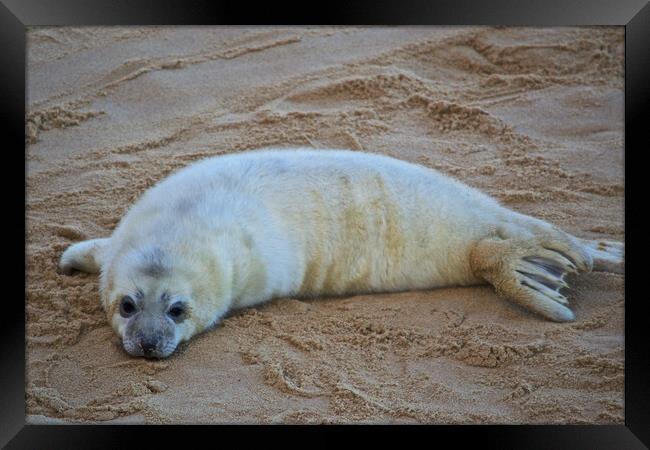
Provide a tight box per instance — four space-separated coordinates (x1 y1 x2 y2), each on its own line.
2 0 647 448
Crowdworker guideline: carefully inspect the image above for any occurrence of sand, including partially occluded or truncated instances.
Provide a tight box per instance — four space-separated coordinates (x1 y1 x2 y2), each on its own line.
25 26 624 424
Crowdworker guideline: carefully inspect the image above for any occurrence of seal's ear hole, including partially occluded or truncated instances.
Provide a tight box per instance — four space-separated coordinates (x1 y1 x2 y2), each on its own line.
120 296 137 318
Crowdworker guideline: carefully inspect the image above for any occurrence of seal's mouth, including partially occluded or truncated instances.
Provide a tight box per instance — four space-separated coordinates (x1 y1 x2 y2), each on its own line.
142 349 163 359
121 338 177 359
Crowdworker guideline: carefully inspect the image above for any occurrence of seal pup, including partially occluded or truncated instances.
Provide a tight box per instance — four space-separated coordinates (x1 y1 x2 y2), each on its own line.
58 149 624 358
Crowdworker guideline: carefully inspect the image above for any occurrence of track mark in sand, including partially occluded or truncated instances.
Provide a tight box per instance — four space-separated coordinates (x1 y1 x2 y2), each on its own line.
218 36 301 59
368 28 623 92
423 329 549 369
195 108 388 154
263 361 323 398
572 354 623 378
494 188 583 205
283 72 434 107
576 182 624 197
279 71 534 148
26 105 105 144
26 377 165 422
96 36 303 93
29 33 302 112
28 28 166 66
588 224 624 236
404 96 503 131
505 381 538 404
394 95 535 148
51 224 87 241
27 331 171 422
27 33 302 144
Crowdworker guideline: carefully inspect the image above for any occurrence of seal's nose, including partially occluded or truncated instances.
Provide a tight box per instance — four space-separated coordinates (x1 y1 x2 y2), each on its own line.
140 338 159 357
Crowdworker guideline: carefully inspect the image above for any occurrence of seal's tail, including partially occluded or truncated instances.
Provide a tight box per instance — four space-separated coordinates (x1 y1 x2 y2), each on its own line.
58 238 109 275
577 238 624 274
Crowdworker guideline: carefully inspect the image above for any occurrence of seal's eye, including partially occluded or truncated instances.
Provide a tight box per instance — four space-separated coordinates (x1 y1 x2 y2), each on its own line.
167 302 186 322
120 296 137 318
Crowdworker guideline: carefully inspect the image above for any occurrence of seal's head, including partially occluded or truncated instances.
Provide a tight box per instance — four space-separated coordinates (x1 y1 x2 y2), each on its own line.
115 289 188 358
100 244 227 358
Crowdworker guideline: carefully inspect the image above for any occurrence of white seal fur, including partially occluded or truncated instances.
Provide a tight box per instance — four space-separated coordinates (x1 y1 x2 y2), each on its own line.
59 149 624 358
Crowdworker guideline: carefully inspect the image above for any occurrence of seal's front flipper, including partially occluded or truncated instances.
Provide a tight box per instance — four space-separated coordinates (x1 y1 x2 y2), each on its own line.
470 236 591 322
58 238 109 275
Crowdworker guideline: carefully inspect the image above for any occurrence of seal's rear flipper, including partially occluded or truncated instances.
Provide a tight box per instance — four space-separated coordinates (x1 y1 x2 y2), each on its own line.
58 238 109 275
578 239 624 274
470 235 592 322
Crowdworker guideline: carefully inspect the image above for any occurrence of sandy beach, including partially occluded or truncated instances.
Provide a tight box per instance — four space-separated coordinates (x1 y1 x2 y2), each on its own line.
26 26 624 424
